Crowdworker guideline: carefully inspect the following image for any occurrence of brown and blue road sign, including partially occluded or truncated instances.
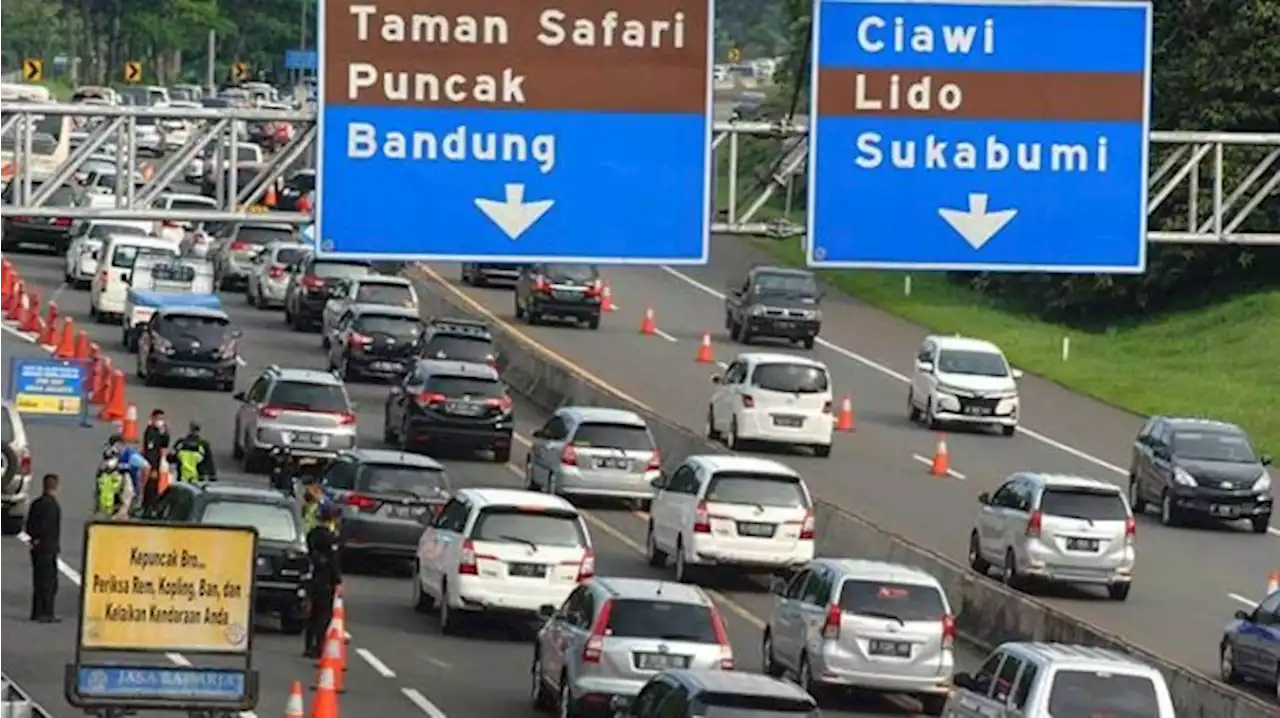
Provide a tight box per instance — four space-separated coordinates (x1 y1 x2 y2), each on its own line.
807 0 1151 273
314 0 714 263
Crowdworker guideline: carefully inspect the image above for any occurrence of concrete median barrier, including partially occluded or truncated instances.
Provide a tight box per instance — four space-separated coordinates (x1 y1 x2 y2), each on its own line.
404 263 1276 718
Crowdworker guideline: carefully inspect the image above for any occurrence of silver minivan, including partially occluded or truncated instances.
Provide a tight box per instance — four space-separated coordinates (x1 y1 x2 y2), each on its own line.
763 559 954 714
968 473 1136 600
524 407 661 509
530 577 734 714
232 366 358 472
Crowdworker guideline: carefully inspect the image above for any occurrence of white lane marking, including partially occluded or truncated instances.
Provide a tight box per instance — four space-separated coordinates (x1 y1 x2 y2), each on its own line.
2 323 37 343
16 532 258 718
652 327 679 343
911 453 967 480
401 687 449 718
356 647 397 678
1228 593 1258 608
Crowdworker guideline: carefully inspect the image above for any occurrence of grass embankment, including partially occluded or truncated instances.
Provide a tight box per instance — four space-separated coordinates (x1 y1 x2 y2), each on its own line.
754 237 1280 454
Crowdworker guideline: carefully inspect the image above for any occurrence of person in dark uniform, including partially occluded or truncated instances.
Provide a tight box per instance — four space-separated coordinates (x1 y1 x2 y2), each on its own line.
141 409 171 465
24 474 61 623
303 503 342 658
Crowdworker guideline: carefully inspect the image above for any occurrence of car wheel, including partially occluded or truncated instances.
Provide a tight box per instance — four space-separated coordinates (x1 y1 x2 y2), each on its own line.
1108 583 1131 601
1001 424 1017 437
918 694 947 716
645 523 667 568
585 314 600 330
412 562 434 613
1250 512 1271 534
705 406 720 442
907 389 922 422
1002 548 1022 590
1220 642 1243 683
1128 476 1147 513
801 336 815 350
493 445 511 464
514 295 525 319
762 630 784 677
524 458 540 491
673 537 697 584
438 581 463 635
925 399 941 430
530 654 553 712
727 418 743 451
1159 490 1182 527
557 672 578 718
968 532 990 575
814 444 832 458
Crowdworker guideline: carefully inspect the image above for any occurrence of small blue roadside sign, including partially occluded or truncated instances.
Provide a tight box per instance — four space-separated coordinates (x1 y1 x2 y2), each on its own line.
285 50 317 71
808 0 1152 273
8 357 88 421
314 0 715 263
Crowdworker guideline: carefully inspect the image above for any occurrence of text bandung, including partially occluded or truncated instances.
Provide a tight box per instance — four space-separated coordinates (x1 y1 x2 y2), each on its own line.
347 122 556 174
854 132 1110 172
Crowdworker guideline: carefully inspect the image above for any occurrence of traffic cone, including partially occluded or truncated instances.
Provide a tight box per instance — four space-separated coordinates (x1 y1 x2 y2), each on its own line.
98 370 126 421
929 434 950 477
313 627 346 693
121 404 139 442
154 448 173 495
834 395 855 432
38 311 57 346
45 301 58 336
695 332 714 363
639 307 657 335
74 330 91 360
19 289 42 333
54 317 77 358
4 282 24 320
601 284 616 312
1267 571 1279 596
330 612 348 670
332 591 350 645
284 680 305 718
309 665 339 718
90 357 112 406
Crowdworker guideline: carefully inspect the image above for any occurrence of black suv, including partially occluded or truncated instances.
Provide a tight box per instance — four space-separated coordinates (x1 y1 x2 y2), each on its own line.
136 306 241 390
724 266 822 349
147 482 311 633
383 359 514 462
461 262 527 287
621 670 818 717
417 317 498 367
514 263 603 329
326 305 424 381
284 255 375 331
1129 416 1272 533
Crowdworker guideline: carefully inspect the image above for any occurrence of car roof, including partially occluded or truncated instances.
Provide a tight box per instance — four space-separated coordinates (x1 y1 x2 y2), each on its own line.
353 275 411 286
559 407 647 426
414 359 499 380
342 449 443 470
748 265 813 278
1000 642 1161 674
1161 416 1247 434
735 351 827 369
456 488 577 512
685 454 801 477
1020 472 1124 493
351 304 419 319
235 222 293 231
265 366 343 385
594 577 710 606
104 236 176 249
668 669 814 699
929 335 1004 353
157 306 229 321
193 483 291 504
816 559 947 588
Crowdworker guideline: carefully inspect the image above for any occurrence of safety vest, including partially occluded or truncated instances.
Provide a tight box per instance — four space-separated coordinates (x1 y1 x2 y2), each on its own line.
96 471 124 514
175 441 205 482
301 501 319 532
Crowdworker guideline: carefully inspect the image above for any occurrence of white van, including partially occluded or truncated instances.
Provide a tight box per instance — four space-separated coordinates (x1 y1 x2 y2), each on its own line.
90 236 180 322
708 352 835 456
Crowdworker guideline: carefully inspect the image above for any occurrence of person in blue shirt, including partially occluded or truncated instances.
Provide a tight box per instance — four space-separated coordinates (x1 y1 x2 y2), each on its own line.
106 433 151 506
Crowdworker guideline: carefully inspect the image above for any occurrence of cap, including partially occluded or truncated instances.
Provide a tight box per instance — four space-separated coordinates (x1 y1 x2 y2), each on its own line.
189 421 202 432
107 433 124 445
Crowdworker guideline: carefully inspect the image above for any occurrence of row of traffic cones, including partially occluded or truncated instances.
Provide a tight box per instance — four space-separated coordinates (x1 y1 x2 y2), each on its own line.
284 590 349 718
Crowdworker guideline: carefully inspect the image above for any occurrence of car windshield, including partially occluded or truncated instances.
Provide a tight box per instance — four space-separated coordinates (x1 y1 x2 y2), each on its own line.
570 422 652 451
111 245 177 269
937 349 1009 377
354 315 421 337
422 335 493 362
753 272 818 296
267 381 348 412
751 363 829 393
1172 431 1257 463
542 264 599 282
90 224 149 239
1047 671 1161 718
312 261 372 280
1039 488 1130 521
355 283 413 306
606 599 717 642
201 501 298 542
470 507 586 547
234 226 293 245
168 198 216 211
356 464 450 499
424 375 503 399
705 472 809 508
838 580 947 622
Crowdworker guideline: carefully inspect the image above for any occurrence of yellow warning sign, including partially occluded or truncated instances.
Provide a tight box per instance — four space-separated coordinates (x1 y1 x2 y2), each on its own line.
21 59 43 83
124 61 142 83
231 62 250 82
728 47 742 63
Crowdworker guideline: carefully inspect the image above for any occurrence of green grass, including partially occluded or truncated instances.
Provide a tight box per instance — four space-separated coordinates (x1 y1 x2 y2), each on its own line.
754 237 1280 455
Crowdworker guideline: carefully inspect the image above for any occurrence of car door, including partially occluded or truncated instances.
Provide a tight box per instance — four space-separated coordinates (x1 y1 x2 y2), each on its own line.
988 653 1026 717
770 567 812 668
420 497 469 595
386 367 424 432
551 585 596 690
912 340 937 408
1000 479 1035 557
978 478 1020 560
1131 418 1158 501
713 361 746 433
1236 592 1280 675
796 565 835 660
541 585 586 687
951 651 1007 718
237 374 272 441
530 414 570 489
653 463 696 551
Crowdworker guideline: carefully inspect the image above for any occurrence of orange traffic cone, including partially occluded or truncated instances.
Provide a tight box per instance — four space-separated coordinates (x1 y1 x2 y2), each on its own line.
45 301 59 337
121 404 139 442
834 396 855 432
3 281 21 320
313 627 346 693
639 307 657 335
74 330 91 360
38 312 57 346
1267 571 1279 596
98 370 126 422
284 680 305 718
55 317 77 358
19 289 42 333
153 448 173 495
695 332 714 363
309 665 339 718
332 592 350 646
90 357 112 406
601 284 616 312
929 434 950 477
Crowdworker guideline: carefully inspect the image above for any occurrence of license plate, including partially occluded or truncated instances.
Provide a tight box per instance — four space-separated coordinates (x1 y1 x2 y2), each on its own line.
634 653 690 670
868 640 912 657
447 402 484 416
1065 537 1100 551
553 290 583 301
378 504 426 519
1211 504 1240 517
737 521 776 538
772 415 804 428
507 562 547 578
965 406 993 416
174 367 211 377
289 432 323 445
594 457 629 470
370 361 402 372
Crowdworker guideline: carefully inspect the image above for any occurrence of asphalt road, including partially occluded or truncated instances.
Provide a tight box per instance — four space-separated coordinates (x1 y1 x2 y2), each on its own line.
416 237 1279 678
0 248 978 718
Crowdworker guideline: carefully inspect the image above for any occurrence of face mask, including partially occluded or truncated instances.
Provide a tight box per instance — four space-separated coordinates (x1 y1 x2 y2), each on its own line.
154 421 166 430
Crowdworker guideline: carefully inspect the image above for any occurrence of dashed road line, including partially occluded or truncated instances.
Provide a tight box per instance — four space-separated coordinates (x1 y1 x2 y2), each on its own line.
356 647 397 678
401 687 449 718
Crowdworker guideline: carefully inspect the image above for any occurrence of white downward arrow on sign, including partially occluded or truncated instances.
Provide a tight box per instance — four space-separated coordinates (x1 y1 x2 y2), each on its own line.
474 183 554 240
938 193 1018 250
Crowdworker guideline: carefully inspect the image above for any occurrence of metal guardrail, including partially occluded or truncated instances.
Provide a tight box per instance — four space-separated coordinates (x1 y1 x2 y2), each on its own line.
1 673 54 718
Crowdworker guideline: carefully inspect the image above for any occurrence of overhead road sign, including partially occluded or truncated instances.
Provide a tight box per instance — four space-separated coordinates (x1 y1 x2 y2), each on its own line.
807 0 1152 273
124 61 142 83
21 59 42 82
285 49 318 71
78 522 257 654
315 0 715 263
8 357 88 422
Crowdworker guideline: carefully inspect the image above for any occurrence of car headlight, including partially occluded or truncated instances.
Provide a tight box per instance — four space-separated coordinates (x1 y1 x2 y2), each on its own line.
1252 472 1271 493
1173 466 1198 487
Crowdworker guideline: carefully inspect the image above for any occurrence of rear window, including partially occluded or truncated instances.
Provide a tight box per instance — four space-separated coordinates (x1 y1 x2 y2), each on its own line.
233 226 293 246
312 261 372 280
422 335 494 362
752 363 829 393
697 698 818 716
1047 671 1161 718
570 423 652 451
357 464 450 499
111 245 177 269
1039 489 1129 522
837 581 947 622
168 199 216 211
159 315 230 342
201 501 298 543
237 147 261 162
470 507 586 547
705 472 809 509
266 381 349 413
542 264 599 282
274 246 308 265
355 315 421 337
425 375 503 398
90 224 149 239
355 283 413 306
605 599 717 642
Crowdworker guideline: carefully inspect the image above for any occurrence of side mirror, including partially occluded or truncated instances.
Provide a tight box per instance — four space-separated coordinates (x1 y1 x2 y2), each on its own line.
977 492 991 505
1154 447 1171 461
711 375 721 384
952 672 973 690
232 391 246 401
532 429 547 439
1261 454 1272 466
1235 609 1252 622
916 361 934 373
537 604 557 620
769 575 788 595
649 475 667 490
1011 368 1024 380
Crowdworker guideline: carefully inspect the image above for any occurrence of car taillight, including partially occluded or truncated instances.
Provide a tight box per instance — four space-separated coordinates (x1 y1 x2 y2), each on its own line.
485 354 497 368
533 276 552 293
741 395 754 408
941 613 957 648
458 538 479 575
582 598 613 664
575 549 595 581
229 241 248 251
348 332 371 349
645 450 661 472
822 400 833 414
561 444 578 466
301 275 323 289
13 216 32 223
1025 509 1043 538
710 605 734 669
693 501 711 533
336 411 357 426
1124 515 1136 543
822 603 842 641
484 395 512 412
799 511 815 540
258 405 282 418
53 217 72 227
416 392 448 406
343 493 376 510
267 265 285 279
18 450 32 475
584 280 603 297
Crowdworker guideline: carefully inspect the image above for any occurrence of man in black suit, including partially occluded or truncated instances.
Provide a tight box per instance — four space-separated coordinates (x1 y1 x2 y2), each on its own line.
25 473 61 623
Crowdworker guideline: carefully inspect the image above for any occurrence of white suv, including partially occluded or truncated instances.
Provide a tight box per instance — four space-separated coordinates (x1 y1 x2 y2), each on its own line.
412 488 595 634
2 401 34 535
646 455 815 584
908 335 1021 436
707 352 834 457
968 473 1136 601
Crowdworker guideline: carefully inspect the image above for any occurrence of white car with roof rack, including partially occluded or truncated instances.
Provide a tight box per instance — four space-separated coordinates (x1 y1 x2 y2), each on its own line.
707 352 834 457
908 335 1022 436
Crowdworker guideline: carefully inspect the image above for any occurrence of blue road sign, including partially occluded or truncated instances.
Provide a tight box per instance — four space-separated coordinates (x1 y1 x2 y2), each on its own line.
285 49 317 71
8 357 87 421
314 0 715 263
71 665 252 710
808 0 1152 273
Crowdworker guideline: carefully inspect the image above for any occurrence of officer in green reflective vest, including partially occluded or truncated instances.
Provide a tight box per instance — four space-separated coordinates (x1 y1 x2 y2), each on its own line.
94 452 133 520
299 476 333 533
172 422 216 482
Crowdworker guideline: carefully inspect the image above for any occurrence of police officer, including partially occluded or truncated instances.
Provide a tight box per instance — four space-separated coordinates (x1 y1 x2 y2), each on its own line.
25 474 61 622
141 409 171 466
94 451 134 520
303 503 342 658
173 422 217 483
299 475 331 533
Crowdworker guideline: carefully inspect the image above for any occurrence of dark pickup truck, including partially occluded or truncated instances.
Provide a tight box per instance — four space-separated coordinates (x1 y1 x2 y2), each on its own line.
724 266 823 349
